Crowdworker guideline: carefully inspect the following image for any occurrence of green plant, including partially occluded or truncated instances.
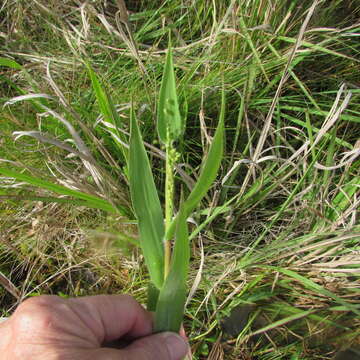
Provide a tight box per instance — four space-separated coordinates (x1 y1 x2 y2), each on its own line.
128 43 225 332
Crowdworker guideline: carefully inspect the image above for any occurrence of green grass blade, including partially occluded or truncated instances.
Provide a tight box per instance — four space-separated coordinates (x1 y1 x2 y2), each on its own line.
0 194 97 206
86 64 129 163
273 267 360 316
157 41 182 144
238 17 269 83
239 142 326 265
326 176 360 221
129 107 165 289
154 204 189 332
0 57 22 69
277 35 359 63
249 309 315 338
0 167 118 213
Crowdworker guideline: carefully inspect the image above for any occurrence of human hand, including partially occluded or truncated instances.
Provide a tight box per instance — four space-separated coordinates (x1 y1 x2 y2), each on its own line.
0 294 189 360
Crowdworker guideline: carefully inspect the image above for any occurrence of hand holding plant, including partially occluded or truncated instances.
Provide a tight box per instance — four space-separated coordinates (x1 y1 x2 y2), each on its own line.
0 38 225 338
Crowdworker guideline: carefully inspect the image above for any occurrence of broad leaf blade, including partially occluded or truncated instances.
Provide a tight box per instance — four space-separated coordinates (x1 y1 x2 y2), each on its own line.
86 64 129 163
157 45 182 144
147 282 160 312
184 89 225 211
129 107 165 289
154 204 189 332
165 90 225 241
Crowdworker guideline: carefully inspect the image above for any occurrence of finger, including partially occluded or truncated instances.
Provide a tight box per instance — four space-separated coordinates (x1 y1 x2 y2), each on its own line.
69 294 153 344
89 332 189 360
179 324 187 340
123 332 189 360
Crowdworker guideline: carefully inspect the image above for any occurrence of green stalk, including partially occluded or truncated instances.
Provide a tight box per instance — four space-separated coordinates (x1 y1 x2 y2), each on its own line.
164 142 178 278
164 143 174 278
165 88 225 243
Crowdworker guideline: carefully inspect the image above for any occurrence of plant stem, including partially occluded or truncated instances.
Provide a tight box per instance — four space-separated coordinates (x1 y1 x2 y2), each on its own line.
164 142 175 278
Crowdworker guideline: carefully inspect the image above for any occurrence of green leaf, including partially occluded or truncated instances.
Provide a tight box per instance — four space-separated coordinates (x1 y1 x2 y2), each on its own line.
157 41 182 144
147 282 160 312
86 64 129 163
0 57 22 69
129 107 165 289
154 203 189 332
0 167 118 213
184 89 225 211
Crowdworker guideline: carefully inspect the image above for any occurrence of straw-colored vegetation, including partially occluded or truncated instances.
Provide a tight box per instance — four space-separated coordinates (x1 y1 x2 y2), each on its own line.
1 0 359 359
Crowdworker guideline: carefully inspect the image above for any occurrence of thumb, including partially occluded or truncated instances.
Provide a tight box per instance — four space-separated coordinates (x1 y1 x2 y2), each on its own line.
92 332 189 360
122 332 189 360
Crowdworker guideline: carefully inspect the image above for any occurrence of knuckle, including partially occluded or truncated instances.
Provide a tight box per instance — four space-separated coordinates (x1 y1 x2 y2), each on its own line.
13 295 63 332
18 295 60 311
13 308 52 334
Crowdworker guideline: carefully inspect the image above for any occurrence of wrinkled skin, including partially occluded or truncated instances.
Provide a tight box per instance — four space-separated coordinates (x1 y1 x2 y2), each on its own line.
0 294 189 360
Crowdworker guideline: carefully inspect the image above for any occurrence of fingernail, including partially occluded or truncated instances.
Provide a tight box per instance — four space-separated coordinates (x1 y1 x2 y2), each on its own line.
162 332 188 360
